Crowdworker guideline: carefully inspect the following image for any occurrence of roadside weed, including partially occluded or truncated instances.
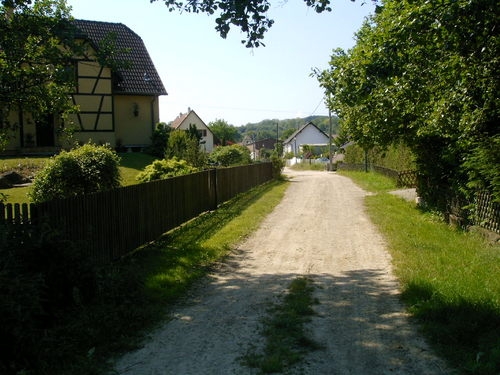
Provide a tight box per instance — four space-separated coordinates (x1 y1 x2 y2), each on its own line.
242 277 322 374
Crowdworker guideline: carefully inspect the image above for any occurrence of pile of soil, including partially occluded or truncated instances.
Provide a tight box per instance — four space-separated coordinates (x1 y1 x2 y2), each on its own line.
0 171 32 189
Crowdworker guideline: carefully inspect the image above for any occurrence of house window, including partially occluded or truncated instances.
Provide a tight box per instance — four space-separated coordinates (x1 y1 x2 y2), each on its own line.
198 129 207 137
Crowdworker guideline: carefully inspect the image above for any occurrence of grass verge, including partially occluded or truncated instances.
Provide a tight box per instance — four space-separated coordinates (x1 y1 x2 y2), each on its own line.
337 169 397 192
242 277 322 374
28 179 289 375
289 162 326 171
341 170 500 374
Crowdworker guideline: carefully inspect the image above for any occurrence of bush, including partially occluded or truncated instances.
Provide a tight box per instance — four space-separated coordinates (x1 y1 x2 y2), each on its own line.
210 144 251 166
344 142 415 171
145 122 171 158
464 134 500 202
166 130 190 159
270 152 285 179
30 143 121 203
136 157 199 182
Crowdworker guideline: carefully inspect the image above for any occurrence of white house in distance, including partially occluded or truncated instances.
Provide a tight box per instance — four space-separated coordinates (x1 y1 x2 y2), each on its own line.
170 108 214 152
283 122 330 156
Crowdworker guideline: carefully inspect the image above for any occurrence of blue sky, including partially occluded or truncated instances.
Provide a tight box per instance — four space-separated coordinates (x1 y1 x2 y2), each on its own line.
66 0 374 126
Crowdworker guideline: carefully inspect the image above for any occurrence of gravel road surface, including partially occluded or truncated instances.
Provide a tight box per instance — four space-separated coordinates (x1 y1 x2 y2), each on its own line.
114 169 450 375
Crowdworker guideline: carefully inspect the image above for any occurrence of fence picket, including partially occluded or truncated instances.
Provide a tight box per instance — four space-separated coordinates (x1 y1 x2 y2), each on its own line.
0 163 272 264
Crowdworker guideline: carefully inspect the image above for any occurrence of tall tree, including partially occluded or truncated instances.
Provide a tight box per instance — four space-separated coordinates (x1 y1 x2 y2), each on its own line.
167 128 206 167
186 123 202 143
208 119 239 146
317 0 499 207
0 0 78 150
151 0 376 47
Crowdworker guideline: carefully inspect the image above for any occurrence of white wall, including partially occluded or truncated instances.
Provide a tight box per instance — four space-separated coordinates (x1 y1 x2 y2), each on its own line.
284 124 329 154
176 112 214 152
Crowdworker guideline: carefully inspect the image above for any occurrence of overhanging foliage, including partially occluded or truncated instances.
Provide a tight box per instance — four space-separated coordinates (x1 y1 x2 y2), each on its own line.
317 0 499 210
0 0 79 148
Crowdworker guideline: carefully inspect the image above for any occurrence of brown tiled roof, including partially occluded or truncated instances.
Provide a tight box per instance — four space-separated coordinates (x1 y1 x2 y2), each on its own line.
246 137 277 150
171 112 189 129
73 19 167 96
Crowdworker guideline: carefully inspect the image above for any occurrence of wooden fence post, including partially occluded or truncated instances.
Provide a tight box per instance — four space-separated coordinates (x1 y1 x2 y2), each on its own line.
209 168 217 209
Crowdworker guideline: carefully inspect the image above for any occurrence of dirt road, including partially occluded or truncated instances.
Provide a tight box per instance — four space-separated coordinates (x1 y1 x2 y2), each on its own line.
114 169 450 374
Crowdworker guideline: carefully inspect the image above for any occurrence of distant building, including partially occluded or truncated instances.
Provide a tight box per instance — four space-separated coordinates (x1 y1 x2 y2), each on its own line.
282 122 330 155
245 138 277 160
171 108 214 152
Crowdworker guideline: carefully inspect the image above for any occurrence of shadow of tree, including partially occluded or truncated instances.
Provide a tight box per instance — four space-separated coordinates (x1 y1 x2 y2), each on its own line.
114 262 450 375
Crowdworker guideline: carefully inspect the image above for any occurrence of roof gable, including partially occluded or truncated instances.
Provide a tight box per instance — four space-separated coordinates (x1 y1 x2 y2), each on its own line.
246 137 277 149
73 19 167 96
171 112 189 129
283 122 329 144
171 109 213 135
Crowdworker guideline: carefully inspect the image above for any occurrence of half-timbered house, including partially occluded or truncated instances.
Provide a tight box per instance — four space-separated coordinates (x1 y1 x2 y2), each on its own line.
4 19 167 154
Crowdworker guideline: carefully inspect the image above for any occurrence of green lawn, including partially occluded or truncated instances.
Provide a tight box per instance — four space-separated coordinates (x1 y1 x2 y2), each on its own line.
0 152 156 204
340 170 500 374
117 152 157 185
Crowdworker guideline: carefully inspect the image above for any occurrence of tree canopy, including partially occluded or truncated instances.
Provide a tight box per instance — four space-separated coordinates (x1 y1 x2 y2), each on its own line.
0 0 78 148
237 115 338 142
151 0 377 47
208 119 240 146
317 0 499 207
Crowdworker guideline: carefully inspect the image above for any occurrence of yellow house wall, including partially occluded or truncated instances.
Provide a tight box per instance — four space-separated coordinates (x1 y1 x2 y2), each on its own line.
2 49 162 152
3 111 24 151
64 132 116 148
114 95 158 146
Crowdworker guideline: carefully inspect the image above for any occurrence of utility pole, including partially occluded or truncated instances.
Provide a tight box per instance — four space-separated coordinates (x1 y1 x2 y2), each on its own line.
328 107 333 171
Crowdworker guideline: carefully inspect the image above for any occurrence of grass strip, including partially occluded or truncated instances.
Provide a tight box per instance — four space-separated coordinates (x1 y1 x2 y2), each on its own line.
242 277 322 374
338 169 397 192
289 162 326 171
34 179 289 375
341 170 500 375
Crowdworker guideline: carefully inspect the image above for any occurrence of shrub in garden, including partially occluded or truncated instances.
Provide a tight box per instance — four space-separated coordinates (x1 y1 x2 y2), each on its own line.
146 122 171 158
209 144 251 166
270 151 285 179
166 130 190 160
30 143 121 203
136 157 199 182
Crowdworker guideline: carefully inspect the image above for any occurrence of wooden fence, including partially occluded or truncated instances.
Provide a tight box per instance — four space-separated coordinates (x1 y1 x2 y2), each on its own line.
1 163 273 264
474 190 500 234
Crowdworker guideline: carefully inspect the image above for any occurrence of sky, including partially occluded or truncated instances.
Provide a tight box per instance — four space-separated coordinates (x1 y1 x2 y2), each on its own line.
66 0 375 127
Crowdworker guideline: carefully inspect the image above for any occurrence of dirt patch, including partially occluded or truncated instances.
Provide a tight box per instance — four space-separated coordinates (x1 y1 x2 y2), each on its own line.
113 169 451 374
390 188 418 203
